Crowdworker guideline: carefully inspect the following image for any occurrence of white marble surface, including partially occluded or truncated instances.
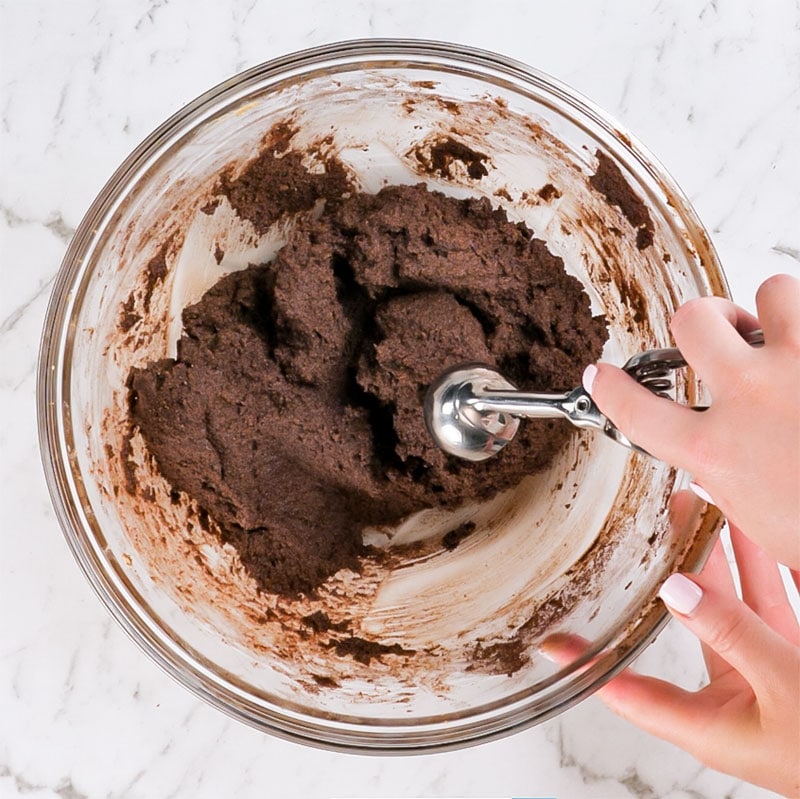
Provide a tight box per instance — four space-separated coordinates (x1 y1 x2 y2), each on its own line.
1 1 798 797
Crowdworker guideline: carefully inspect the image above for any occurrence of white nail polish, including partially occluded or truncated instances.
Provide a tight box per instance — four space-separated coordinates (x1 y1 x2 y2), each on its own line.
659 573 703 616
582 364 598 394
689 481 716 506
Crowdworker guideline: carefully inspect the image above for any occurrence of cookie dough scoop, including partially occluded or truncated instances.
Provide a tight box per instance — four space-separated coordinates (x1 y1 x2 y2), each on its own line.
424 329 764 462
424 364 640 462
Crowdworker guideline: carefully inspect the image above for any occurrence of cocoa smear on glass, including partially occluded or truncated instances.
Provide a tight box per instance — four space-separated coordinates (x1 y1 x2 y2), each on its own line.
589 150 655 250
129 140 609 597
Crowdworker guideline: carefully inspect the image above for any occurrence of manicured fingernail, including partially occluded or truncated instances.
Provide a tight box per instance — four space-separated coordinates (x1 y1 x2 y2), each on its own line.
689 481 716 505
582 364 598 394
538 647 558 663
659 573 703 616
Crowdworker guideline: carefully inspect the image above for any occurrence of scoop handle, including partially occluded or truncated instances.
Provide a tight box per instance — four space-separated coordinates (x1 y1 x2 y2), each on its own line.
468 385 645 453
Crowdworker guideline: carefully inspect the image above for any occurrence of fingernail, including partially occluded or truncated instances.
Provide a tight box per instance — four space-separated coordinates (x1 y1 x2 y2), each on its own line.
659 573 703 616
582 364 598 394
538 647 558 663
689 481 716 505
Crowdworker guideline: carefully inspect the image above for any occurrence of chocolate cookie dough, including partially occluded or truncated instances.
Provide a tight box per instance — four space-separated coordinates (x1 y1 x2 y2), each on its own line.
589 150 654 250
130 172 608 596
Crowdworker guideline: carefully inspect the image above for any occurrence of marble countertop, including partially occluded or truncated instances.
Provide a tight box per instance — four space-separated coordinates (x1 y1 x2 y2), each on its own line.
1 2 797 797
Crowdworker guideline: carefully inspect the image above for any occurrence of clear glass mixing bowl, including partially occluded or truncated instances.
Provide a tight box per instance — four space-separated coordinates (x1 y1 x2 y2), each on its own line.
38 40 725 752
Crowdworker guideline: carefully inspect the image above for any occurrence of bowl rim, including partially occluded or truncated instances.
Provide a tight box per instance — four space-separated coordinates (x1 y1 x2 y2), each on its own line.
37 37 726 753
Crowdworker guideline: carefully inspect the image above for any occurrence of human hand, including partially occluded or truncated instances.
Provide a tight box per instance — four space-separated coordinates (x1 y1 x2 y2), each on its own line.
542 524 800 797
582 274 800 569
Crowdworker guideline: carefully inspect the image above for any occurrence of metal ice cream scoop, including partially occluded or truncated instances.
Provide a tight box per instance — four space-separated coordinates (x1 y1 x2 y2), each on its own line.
424 329 764 462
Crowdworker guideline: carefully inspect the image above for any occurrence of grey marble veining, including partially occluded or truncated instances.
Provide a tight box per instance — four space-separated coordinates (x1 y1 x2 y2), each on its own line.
1 1 796 797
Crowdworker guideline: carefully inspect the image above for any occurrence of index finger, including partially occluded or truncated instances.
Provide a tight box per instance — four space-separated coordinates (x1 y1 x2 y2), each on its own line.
586 363 703 470
697 537 738 681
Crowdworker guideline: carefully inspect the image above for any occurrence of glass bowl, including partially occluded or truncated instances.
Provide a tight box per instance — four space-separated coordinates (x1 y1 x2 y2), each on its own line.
38 39 726 752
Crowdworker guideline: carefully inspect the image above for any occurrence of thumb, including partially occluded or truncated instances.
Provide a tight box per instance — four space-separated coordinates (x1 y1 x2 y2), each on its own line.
658 571 793 696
